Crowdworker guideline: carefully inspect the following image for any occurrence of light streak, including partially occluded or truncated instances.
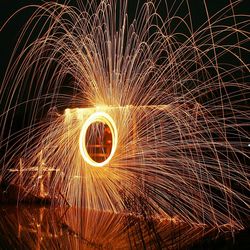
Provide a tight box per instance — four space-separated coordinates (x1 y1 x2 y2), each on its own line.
0 0 249 231
79 111 118 167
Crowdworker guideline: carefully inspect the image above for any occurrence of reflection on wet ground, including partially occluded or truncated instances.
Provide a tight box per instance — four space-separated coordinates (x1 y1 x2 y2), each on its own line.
0 205 249 249
0 205 213 249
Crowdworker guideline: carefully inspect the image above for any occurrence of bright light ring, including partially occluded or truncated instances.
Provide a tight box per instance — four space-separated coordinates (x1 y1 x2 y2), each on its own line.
79 111 118 167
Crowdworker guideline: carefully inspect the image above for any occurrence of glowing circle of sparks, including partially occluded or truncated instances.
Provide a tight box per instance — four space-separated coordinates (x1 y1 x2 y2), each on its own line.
79 111 118 167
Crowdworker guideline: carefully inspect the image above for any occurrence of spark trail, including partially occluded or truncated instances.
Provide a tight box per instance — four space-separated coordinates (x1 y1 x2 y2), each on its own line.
0 0 249 231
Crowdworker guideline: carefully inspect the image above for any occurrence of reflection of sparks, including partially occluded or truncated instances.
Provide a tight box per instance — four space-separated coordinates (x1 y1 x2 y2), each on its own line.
0 205 215 249
79 111 118 167
0 0 249 232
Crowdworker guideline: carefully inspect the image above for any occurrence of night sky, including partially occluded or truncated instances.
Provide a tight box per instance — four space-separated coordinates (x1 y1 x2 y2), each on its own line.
1 0 250 83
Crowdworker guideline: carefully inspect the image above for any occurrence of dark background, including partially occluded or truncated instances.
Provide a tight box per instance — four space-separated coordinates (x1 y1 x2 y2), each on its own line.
1 0 250 83
1 0 249 151
0 1 249 249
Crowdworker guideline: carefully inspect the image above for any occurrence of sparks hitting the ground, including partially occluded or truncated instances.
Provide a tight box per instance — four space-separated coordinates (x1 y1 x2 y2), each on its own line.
0 0 249 232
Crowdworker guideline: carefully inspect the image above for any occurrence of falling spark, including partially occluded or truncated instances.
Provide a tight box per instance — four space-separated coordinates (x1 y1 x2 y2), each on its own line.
0 0 249 231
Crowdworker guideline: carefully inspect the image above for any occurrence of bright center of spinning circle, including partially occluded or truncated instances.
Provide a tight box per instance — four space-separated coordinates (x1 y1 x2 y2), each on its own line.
79 112 118 167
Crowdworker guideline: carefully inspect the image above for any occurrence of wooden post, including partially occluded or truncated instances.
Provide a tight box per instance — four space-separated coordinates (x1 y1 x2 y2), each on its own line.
19 158 23 187
17 158 23 202
38 151 44 197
